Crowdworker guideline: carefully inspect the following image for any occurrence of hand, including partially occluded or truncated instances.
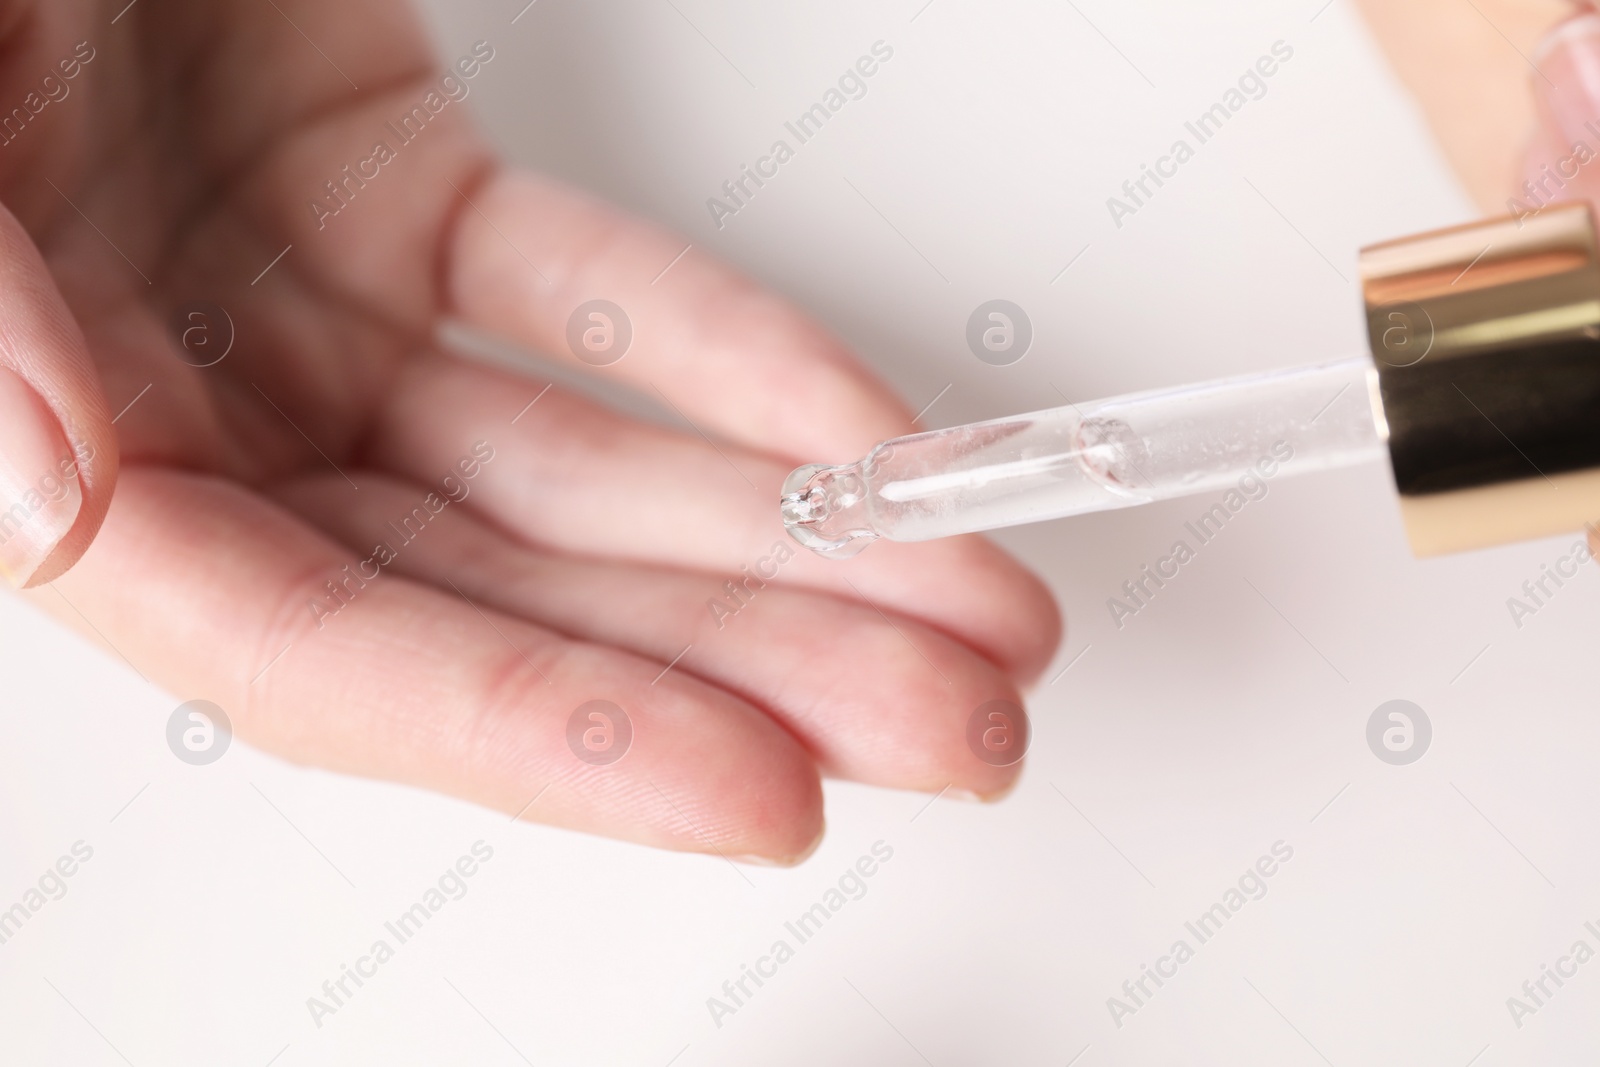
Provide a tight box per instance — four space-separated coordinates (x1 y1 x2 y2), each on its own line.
1352 0 1577 213
0 1 1060 861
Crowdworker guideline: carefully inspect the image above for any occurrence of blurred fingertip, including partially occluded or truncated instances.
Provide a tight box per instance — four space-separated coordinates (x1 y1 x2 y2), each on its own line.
735 818 826 868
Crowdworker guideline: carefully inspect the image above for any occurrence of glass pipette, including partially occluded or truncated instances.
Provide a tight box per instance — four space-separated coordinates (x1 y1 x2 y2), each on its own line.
782 203 1600 561
780 356 1386 558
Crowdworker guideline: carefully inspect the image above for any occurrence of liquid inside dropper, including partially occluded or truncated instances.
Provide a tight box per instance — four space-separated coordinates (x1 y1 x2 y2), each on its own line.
780 357 1387 558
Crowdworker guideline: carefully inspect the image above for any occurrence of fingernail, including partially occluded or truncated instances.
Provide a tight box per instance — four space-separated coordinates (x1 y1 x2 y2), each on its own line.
938 784 1016 804
0 367 81 586
977 777 1021 804
734 820 825 868
1533 14 1600 146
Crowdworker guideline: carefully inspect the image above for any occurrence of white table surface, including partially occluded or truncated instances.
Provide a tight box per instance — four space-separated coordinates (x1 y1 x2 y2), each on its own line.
4 1 1597 1063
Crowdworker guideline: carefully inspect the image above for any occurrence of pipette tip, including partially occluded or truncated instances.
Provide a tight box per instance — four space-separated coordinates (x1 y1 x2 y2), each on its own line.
780 462 879 559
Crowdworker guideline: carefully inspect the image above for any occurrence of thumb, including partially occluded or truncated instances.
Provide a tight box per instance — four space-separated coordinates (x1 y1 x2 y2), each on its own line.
0 202 116 587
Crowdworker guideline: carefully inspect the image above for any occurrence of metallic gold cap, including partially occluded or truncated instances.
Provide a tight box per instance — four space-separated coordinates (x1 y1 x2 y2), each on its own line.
1360 202 1600 556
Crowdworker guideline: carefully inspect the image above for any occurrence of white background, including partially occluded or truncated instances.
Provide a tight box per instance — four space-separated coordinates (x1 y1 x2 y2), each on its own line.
4 0 1598 1063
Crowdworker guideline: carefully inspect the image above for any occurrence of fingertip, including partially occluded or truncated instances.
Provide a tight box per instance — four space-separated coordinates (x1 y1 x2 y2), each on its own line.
729 783 825 870
0 206 117 587
734 819 827 868
514 647 828 863
988 546 1065 686
975 773 1022 804
811 610 1033 799
1532 13 1600 140
21 431 116 588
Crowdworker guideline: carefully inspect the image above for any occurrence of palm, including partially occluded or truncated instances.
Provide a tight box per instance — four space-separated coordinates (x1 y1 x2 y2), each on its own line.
10 0 1060 860
18 0 474 479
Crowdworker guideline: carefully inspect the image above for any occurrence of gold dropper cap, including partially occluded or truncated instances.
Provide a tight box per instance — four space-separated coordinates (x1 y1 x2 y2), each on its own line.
1360 201 1600 555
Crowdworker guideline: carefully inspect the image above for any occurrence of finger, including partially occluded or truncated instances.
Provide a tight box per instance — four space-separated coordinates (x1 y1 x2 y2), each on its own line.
1353 0 1567 211
0 202 115 586
444 168 913 460
279 472 1028 798
1530 13 1600 205
368 354 1063 683
34 468 824 863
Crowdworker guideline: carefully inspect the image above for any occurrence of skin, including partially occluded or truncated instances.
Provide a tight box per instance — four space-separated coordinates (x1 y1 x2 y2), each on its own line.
1353 0 1572 211
1 1 1061 861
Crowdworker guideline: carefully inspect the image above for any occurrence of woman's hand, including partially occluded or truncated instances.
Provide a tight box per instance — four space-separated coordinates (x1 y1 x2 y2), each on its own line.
1353 0 1576 212
0 0 1060 861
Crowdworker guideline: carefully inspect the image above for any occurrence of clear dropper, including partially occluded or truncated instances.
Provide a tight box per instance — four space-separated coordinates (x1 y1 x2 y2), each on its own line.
780 357 1388 558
